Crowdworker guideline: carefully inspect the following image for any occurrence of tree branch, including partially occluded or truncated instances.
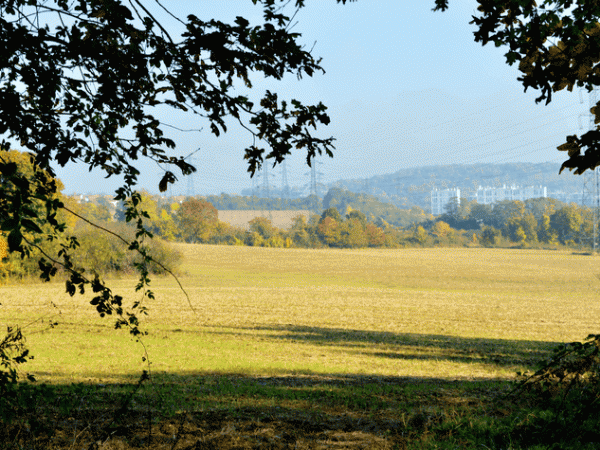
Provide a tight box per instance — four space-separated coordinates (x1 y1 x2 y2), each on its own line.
60 204 196 314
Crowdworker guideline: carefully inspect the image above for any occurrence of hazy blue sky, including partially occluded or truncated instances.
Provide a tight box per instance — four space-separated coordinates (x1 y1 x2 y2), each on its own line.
52 0 589 196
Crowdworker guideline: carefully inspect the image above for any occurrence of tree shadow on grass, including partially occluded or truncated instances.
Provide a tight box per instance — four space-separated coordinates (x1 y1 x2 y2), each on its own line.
217 324 559 371
5 327 581 449
8 370 515 450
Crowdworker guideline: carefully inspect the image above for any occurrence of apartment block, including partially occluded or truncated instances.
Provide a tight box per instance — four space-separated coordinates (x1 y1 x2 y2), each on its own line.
474 185 547 204
430 188 461 215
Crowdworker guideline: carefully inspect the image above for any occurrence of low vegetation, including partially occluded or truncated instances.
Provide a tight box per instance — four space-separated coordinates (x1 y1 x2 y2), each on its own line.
0 222 182 281
1 245 599 448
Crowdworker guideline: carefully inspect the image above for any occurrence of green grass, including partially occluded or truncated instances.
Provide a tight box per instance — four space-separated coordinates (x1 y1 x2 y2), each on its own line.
1 245 599 448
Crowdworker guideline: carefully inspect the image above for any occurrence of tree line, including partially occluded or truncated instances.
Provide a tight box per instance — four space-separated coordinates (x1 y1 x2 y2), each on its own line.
108 191 600 250
430 196 592 248
1 149 598 282
3 185 597 283
199 187 434 228
3 192 593 279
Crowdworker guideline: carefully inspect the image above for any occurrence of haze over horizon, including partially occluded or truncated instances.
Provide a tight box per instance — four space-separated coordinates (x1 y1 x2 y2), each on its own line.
49 0 588 196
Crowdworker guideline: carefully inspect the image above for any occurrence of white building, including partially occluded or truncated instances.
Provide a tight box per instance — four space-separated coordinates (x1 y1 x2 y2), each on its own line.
474 185 547 205
430 188 460 215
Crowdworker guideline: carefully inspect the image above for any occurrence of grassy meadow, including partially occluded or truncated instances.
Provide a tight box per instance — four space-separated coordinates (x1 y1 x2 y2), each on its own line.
2 245 600 448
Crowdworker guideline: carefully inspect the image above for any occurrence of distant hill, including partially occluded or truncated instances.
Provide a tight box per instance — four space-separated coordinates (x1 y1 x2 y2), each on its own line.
325 162 586 212
200 162 589 226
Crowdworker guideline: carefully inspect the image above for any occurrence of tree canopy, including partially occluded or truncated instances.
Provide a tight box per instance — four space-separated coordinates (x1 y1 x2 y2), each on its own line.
0 0 344 331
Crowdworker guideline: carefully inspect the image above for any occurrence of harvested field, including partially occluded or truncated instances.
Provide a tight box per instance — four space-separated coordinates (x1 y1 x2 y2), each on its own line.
1 245 598 449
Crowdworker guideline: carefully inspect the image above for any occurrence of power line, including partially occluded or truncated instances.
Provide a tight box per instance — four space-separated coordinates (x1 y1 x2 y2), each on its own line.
333 95 578 156
321 96 582 181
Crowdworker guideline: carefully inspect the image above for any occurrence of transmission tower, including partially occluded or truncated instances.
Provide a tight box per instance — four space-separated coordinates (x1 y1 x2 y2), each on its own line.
281 160 291 199
185 157 196 197
306 155 324 197
580 88 600 251
303 156 324 212
310 158 317 197
250 172 259 196
262 162 272 199
180 148 201 198
260 163 276 221
156 166 174 197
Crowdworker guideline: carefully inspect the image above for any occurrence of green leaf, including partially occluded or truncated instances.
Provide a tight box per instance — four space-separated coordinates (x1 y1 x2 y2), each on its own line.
158 171 176 193
21 219 42 234
65 280 76 296
7 230 22 252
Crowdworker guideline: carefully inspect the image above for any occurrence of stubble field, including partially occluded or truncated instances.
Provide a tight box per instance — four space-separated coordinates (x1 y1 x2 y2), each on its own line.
1 245 599 449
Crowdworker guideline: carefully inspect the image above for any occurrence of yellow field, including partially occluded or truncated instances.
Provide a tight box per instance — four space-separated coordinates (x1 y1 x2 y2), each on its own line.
1 245 599 384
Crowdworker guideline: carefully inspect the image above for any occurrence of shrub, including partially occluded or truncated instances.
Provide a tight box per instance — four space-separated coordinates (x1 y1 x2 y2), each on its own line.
513 334 600 448
71 223 182 276
0 325 35 438
0 223 182 281
480 226 502 247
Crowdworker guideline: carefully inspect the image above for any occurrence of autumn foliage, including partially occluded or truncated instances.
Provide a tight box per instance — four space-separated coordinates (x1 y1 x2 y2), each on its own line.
177 198 218 243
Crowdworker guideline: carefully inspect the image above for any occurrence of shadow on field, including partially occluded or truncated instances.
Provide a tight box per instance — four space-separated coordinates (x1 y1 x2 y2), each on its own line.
8 371 514 450
229 324 558 370
3 331 579 449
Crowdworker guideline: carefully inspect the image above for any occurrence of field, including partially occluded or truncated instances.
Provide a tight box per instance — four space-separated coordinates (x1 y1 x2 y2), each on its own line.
1 245 600 449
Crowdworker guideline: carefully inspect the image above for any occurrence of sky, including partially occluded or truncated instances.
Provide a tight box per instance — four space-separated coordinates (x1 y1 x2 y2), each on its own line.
50 0 590 196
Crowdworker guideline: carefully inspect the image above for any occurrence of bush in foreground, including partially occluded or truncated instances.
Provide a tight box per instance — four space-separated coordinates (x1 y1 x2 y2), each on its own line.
0 223 182 281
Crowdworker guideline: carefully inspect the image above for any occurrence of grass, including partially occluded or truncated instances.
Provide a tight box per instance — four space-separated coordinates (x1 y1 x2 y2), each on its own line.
1 245 599 448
